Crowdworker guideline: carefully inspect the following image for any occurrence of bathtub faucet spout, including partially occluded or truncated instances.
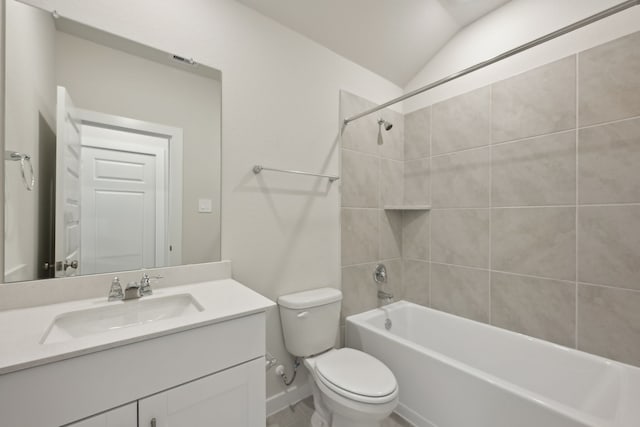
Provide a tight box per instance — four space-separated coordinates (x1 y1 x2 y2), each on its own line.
377 289 394 305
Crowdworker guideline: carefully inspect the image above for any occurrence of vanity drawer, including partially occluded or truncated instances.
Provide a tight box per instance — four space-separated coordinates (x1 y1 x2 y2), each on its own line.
0 312 265 427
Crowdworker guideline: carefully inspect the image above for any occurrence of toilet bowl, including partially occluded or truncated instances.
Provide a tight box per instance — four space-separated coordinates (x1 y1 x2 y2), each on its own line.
305 348 398 427
277 288 399 427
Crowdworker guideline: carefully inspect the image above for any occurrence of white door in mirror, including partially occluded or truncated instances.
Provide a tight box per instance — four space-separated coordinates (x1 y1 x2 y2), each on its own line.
55 86 82 277
80 140 161 274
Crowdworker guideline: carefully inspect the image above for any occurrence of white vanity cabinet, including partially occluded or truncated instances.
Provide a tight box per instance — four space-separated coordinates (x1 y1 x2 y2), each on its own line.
67 358 264 427
0 310 269 427
67 404 137 427
138 358 264 427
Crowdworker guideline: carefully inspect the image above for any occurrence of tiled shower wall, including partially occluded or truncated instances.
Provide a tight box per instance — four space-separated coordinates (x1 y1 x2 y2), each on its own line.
339 91 407 324
340 30 640 366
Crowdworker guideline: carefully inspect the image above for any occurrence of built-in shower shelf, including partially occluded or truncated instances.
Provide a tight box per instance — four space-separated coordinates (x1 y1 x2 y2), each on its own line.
383 205 431 211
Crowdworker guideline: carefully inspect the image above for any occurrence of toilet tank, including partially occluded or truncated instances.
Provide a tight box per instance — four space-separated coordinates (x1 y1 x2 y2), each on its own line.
278 288 342 357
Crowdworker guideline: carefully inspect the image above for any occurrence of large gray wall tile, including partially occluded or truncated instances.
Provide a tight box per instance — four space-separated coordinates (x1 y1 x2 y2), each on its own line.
578 205 640 290
492 207 576 280
405 107 430 160
579 118 640 204
431 263 490 323
340 91 379 155
492 131 576 206
492 56 576 143
341 208 378 266
432 86 490 155
578 284 640 366
380 210 402 260
431 147 490 208
579 31 640 126
404 158 430 205
431 209 490 268
341 149 379 208
380 159 404 207
342 263 378 321
402 211 429 261
491 272 576 347
402 260 430 306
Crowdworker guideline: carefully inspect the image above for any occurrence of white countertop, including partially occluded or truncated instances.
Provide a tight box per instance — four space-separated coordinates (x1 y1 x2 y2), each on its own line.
0 279 275 375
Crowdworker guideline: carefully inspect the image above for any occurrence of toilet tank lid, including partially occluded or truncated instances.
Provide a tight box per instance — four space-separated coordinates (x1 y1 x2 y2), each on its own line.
278 288 342 309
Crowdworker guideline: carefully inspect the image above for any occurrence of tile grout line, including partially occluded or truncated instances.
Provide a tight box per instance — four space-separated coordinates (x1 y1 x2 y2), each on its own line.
488 84 493 325
578 112 640 131
341 258 404 269
428 106 433 307
338 97 344 276
377 139 382 267
575 52 580 350
427 259 640 294
426 112 640 159
431 260 574 282
428 202 640 211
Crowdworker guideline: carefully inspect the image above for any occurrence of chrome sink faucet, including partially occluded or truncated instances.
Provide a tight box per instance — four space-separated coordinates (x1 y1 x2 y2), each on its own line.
108 273 163 301
124 281 142 300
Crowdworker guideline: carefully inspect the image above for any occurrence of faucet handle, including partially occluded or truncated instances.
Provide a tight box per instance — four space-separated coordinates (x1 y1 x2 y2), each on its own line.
108 277 124 301
140 273 163 296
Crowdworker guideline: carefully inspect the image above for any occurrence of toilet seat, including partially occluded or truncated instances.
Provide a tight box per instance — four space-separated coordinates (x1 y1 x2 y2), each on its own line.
314 348 398 404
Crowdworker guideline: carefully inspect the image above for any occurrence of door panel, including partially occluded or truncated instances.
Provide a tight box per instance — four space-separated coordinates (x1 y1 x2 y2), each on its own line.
81 147 157 274
139 358 265 427
55 86 82 277
67 403 137 427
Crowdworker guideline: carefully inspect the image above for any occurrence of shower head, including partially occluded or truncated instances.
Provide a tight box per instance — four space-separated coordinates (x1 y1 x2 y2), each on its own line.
378 118 393 131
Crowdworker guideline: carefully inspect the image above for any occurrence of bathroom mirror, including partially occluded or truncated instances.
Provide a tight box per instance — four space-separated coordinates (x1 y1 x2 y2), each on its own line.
3 0 222 283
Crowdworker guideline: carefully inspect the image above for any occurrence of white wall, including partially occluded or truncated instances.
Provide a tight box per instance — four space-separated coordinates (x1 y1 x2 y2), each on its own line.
0 0 5 280
55 31 222 264
4 0 56 281
8 0 402 401
405 0 640 112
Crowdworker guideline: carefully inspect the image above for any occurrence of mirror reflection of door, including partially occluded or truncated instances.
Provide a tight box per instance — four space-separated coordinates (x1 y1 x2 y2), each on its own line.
80 125 168 275
4 1 220 284
55 86 82 278
54 86 182 277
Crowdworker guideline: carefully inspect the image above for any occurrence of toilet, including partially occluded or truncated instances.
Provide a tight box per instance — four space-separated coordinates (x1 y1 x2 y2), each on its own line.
278 288 398 427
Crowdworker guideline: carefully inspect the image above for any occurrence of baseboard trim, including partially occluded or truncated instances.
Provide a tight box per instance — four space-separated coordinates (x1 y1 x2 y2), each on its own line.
395 402 434 427
266 382 312 417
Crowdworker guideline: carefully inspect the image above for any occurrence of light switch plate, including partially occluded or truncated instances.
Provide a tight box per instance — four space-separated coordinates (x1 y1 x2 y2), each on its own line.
198 198 213 213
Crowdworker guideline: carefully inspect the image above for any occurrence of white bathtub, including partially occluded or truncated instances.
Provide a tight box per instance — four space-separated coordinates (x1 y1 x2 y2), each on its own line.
345 301 640 427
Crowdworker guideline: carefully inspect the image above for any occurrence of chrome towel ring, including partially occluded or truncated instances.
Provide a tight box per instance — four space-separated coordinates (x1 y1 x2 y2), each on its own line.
5 150 35 191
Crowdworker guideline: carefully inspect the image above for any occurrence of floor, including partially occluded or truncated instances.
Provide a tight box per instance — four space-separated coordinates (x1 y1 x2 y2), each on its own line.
266 396 414 427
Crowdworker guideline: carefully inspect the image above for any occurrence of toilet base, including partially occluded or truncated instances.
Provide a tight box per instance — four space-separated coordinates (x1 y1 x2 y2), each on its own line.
308 376 392 427
310 405 387 427
331 412 384 427
310 411 329 427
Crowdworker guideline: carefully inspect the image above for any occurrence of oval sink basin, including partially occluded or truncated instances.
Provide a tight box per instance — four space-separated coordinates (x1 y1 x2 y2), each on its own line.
41 294 204 344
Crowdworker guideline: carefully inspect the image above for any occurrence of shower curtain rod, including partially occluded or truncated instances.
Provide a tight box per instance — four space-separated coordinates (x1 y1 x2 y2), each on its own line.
343 0 640 125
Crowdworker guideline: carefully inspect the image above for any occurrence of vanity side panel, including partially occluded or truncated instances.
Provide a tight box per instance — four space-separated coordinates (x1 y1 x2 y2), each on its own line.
0 313 265 427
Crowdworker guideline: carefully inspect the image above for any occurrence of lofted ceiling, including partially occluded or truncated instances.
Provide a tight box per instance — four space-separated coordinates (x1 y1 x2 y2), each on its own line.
235 0 511 86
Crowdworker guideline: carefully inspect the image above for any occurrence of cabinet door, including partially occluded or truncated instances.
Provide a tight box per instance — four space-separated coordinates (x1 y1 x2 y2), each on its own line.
139 358 265 427
66 403 137 427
